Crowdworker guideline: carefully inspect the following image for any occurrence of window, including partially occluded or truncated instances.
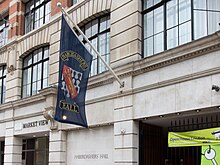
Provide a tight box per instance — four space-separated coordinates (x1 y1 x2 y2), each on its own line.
22 137 49 165
193 0 220 39
79 15 110 76
22 47 49 98
0 17 8 47
0 141 4 165
0 66 6 104
73 0 79 5
25 0 51 33
143 0 220 57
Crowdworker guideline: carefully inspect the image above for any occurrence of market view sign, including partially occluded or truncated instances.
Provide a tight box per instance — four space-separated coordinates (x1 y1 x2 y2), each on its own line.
23 120 48 129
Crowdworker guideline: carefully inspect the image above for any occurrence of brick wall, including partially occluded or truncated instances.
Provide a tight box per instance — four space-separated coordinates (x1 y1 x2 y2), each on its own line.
0 0 70 40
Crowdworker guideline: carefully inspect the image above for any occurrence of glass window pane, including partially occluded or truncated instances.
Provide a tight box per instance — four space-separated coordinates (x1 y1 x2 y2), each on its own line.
24 84 31 97
208 11 220 35
92 19 98 35
91 37 97 56
144 11 153 38
154 32 164 54
154 0 160 5
154 6 164 34
179 0 191 24
24 55 32 67
43 78 48 88
167 27 178 50
73 0 78 5
32 82 37 95
0 67 2 76
193 0 206 10
23 68 32 85
0 79 2 95
33 50 38 63
38 48 43 61
106 32 110 54
44 47 49 59
194 10 207 39
2 91 5 103
37 80 41 92
85 22 92 38
144 37 153 57
99 33 107 55
143 0 153 10
90 58 97 76
33 65 37 82
179 21 191 45
43 61 49 79
207 0 220 11
106 16 110 29
37 63 42 81
167 0 178 29
100 17 107 32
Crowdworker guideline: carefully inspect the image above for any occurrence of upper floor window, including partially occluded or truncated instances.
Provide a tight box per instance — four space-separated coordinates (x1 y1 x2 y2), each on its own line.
73 0 79 5
22 47 49 98
0 17 8 47
0 66 6 104
25 0 51 33
143 0 220 57
79 15 110 76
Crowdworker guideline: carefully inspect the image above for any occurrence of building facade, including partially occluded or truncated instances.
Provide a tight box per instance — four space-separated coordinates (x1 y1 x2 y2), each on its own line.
0 0 220 164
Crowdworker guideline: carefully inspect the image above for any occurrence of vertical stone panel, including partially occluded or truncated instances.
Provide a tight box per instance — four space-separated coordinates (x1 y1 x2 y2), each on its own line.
85 2 89 19
93 0 98 15
89 0 93 17
97 0 102 13
80 5 85 22
49 130 67 165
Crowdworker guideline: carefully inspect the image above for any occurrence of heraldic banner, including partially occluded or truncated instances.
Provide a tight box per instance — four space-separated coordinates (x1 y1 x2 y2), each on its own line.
54 15 92 127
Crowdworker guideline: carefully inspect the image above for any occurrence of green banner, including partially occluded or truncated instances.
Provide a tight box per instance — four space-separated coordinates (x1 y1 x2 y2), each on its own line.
201 145 220 165
168 127 220 147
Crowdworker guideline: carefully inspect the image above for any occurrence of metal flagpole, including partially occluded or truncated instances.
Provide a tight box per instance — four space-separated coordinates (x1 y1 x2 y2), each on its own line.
57 2 124 88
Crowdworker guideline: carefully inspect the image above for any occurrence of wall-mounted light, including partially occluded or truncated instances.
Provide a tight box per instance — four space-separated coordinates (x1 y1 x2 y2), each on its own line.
196 109 200 113
212 85 220 92
120 129 126 135
176 112 181 116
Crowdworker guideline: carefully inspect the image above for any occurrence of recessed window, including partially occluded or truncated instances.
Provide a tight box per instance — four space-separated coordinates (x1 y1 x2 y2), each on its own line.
73 0 79 5
143 0 220 57
24 0 51 33
0 141 4 165
22 137 49 165
22 47 49 98
0 17 8 47
0 66 6 104
79 15 110 76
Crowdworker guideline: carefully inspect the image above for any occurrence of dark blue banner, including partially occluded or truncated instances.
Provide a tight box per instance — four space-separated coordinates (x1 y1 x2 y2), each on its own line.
54 15 92 128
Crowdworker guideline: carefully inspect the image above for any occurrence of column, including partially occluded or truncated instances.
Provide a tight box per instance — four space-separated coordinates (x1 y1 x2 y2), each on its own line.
114 120 139 165
4 121 22 165
49 130 67 165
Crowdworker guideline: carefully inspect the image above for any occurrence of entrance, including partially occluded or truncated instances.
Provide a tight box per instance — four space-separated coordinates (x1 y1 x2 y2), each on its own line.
139 113 220 165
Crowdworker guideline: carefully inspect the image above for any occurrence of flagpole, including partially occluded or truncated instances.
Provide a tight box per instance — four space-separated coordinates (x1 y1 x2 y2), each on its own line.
57 2 124 88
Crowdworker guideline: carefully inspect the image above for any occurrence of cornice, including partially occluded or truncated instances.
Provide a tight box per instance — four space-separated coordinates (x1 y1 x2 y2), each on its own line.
0 86 57 112
88 31 220 88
